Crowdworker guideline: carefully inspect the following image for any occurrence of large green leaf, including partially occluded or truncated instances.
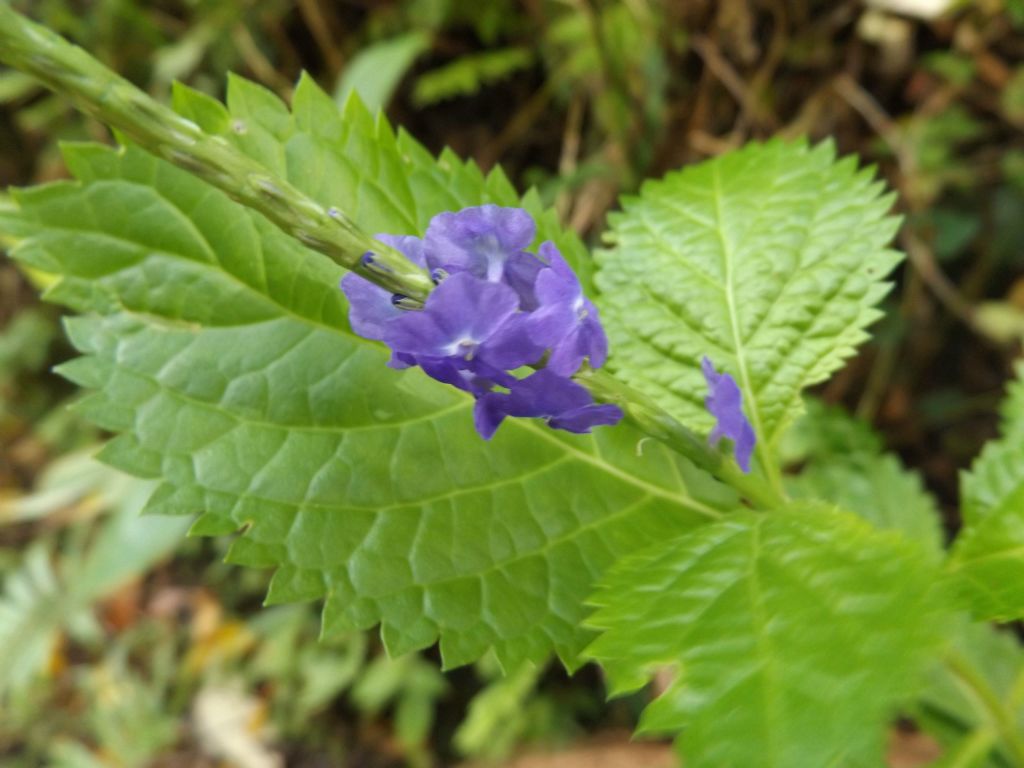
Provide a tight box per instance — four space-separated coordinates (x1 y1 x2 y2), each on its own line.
595 141 900 469
585 502 947 768
4 75 736 670
949 365 1024 621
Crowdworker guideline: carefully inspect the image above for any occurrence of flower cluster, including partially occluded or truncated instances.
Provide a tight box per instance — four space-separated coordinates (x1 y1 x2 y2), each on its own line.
341 205 623 439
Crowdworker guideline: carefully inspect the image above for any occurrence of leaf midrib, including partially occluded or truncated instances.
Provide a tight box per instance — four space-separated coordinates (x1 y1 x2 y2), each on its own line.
710 161 769 469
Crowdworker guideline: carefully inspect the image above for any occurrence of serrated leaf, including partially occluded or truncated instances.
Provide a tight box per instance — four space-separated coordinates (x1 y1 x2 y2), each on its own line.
783 399 943 554
949 365 1024 621
595 141 901 468
7 76 737 670
585 502 947 768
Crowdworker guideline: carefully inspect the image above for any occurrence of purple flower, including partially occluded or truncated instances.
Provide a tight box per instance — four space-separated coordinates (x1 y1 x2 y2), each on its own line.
384 272 542 371
340 235 425 342
474 369 623 440
424 205 544 306
702 357 756 472
340 205 622 442
527 242 608 376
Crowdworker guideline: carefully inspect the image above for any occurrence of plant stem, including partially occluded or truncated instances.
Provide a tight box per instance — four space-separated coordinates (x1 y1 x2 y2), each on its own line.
0 3 433 300
944 728 998 768
579 369 786 510
945 651 1024 767
0 4 785 511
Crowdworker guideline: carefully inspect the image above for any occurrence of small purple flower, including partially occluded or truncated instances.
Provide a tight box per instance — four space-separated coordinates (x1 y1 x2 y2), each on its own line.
424 205 544 306
474 369 623 440
528 242 608 376
340 235 426 341
384 272 540 371
701 357 756 472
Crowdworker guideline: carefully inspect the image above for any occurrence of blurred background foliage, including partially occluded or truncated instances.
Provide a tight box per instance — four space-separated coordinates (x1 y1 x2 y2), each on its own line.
1 0 1024 765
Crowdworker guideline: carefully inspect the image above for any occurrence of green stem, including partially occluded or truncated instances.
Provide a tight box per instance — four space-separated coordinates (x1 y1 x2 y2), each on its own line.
0 3 433 300
579 369 786 510
944 728 998 768
0 4 785 511
945 651 1024 767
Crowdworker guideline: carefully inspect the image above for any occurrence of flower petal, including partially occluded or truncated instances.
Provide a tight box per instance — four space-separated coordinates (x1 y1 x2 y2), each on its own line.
548 403 624 433
702 356 757 472
339 273 398 341
425 205 535 282
472 369 620 439
385 273 519 357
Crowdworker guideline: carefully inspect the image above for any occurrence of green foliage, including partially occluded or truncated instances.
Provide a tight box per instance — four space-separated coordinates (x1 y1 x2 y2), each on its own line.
248 605 370 734
596 141 901 469
0 455 188 696
542 2 670 178
783 398 944 553
1001 67 1024 125
412 47 535 106
585 502 948 768
0 544 62 693
913 621 1024 768
4 76 736 672
0 306 60 429
454 659 546 760
948 364 1024 621
897 105 986 204
452 654 588 761
351 652 448 765
72 650 181 766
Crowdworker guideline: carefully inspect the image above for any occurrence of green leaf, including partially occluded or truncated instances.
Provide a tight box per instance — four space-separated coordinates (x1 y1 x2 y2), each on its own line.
783 399 943 554
595 141 901 469
7 76 736 670
334 32 432 113
949 365 1024 621
585 502 948 768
